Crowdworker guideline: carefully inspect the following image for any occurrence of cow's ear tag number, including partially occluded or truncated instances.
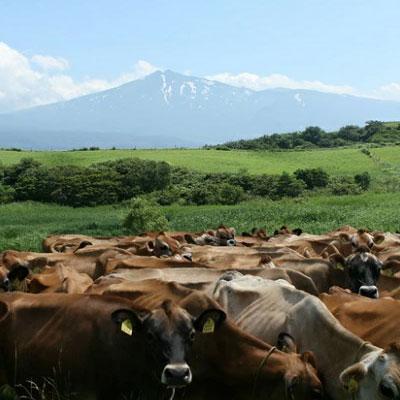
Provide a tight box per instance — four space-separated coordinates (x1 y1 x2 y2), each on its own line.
121 319 133 336
347 377 359 393
337 263 344 271
202 318 215 334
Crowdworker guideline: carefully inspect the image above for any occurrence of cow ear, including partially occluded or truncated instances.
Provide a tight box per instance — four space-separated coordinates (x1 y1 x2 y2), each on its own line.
30 257 48 270
277 332 297 354
229 227 236 236
301 351 317 369
382 260 400 276
184 234 196 244
292 228 302 236
340 363 367 394
194 308 226 333
329 253 346 271
7 266 29 282
339 233 351 242
111 309 146 335
374 234 385 245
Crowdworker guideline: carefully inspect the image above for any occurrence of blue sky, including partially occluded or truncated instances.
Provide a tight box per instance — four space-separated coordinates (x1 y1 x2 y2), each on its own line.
1 0 400 112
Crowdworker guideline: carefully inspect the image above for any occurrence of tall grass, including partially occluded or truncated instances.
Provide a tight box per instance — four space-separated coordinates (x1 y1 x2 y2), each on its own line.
1 192 399 252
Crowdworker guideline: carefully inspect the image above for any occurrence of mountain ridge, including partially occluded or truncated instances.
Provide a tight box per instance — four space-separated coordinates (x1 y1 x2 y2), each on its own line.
0 70 399 149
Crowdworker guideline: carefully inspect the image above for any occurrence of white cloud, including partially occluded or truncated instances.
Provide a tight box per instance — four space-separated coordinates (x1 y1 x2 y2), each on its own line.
206 72 361 96
0 42 161 113
31 55 69 71
372 82 400 102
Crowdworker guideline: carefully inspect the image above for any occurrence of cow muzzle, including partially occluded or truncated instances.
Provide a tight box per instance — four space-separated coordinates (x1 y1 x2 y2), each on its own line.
358 285 379 299
161 363 192 387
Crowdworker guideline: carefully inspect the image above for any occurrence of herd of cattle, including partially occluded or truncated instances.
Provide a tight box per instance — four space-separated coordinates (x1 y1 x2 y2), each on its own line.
1 224 400 399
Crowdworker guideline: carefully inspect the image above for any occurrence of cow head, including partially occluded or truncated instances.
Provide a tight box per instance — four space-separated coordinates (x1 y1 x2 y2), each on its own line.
112 300 226 388
276 333 323 400
214 225 236 246
274 226 303 236
339 228 378 250
0 265 29 292
340 343 400 400
330 247 382 298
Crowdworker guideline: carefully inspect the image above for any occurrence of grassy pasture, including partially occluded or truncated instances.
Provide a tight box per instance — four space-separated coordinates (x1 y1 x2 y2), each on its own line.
1 192 399 253
1 146 400 178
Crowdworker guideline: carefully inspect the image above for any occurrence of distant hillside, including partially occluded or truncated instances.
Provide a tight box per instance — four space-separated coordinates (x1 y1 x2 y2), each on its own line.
212 121 400 150
1 70 400 149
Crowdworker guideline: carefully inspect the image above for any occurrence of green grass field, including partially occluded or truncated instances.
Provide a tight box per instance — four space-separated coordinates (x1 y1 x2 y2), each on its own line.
1 192 399 252
1 146 400 179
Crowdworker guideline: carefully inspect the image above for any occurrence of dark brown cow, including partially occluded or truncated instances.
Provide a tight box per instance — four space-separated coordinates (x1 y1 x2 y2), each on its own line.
85 279 323 399
0 292 225 399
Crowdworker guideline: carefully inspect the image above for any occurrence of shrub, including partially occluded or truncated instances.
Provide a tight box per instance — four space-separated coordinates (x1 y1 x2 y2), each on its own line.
354 172 371 191
122 197 169 234
294 168 329 190
329 176 361 196
216 183 246 205
0 184 14 204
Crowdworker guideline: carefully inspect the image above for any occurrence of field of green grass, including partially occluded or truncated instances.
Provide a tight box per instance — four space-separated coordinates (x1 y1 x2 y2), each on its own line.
1 192 399 252
1 146 400 179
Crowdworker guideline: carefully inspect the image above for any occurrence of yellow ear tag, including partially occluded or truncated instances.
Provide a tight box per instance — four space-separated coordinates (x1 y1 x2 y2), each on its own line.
281 345 288 353
376 237 384 244
33 267 42 274
337 263 344 271
202 318 215 334
121 319 133 336
384 268 393 277
347 377 359 394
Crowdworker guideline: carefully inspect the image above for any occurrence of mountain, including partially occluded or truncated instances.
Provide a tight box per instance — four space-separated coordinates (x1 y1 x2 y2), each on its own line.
0 70 400 149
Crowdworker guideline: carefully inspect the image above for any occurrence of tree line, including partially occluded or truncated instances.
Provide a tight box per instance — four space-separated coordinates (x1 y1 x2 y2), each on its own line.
208 121 400 151
0 157 371 207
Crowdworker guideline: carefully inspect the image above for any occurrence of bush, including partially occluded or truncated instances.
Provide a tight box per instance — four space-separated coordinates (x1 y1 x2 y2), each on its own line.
122 198 169 234
216 183 246 205
0 184 14 204
294 168 329 190
354 172 371 191
329 176 362 196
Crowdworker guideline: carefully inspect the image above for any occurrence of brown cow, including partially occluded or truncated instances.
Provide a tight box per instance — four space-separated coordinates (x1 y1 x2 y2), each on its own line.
0 292 225 399
84 279 323 399
320 286 400 349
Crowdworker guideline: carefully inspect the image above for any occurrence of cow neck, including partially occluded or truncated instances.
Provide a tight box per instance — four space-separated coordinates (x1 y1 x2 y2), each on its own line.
192 323 287 390
290 298 379 399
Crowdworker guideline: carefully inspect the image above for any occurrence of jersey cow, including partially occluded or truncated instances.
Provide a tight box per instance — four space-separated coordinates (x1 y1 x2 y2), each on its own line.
0 292 225 399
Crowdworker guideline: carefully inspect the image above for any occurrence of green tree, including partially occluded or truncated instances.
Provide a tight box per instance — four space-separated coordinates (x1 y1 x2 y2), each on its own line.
122 197 169 234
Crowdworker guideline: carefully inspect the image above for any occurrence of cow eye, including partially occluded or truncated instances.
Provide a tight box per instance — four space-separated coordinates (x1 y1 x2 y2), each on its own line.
188 331 195 342
368 242 374 248
380 382 395 398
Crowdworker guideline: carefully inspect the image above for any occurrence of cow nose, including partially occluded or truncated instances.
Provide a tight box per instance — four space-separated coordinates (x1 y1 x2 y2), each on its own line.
182 253 192 261
359 285 379 299
227 239 236 246
161 363 192 387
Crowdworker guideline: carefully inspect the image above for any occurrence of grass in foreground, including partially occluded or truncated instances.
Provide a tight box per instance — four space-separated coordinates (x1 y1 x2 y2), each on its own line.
1 191 399 252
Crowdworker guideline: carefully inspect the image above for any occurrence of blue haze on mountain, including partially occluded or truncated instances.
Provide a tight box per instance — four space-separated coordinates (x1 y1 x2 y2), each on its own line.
0 70 399 149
